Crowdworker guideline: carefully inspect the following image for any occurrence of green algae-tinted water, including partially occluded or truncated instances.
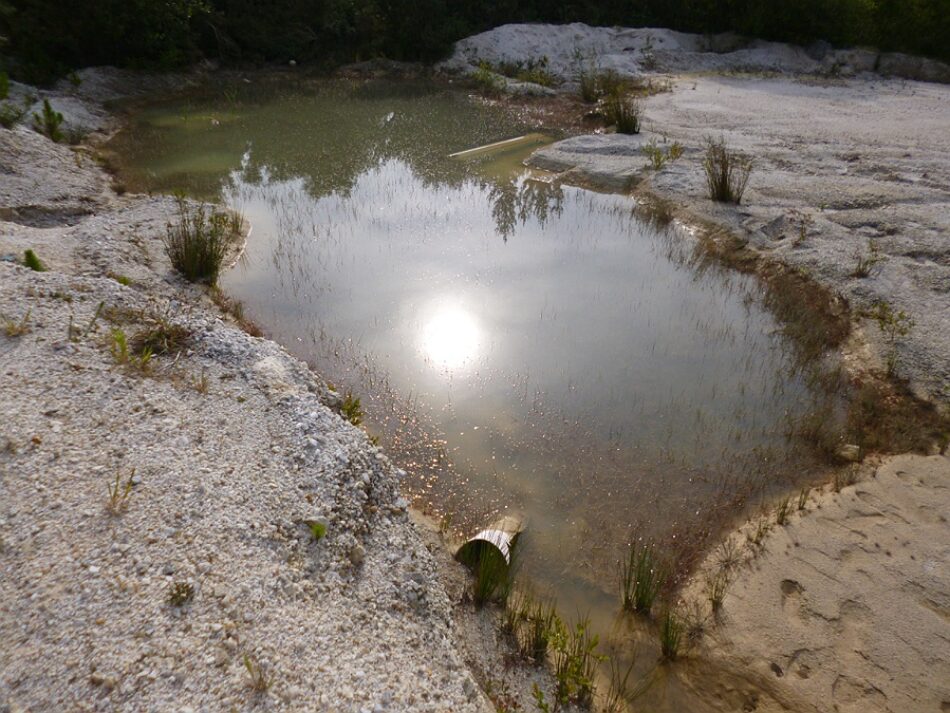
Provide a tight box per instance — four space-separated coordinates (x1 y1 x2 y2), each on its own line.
110 76 829 709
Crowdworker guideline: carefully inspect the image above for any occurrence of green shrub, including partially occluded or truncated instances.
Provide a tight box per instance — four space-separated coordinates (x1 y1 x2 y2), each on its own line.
472 62 504 96
23 249 47 271
703 137 753 204
32 99 63 142
0 72 8 100
642 138 684 170
163 196 239 285
0 102 25 129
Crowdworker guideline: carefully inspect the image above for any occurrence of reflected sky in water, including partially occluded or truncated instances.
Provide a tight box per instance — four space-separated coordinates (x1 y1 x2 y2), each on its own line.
111 78 828 709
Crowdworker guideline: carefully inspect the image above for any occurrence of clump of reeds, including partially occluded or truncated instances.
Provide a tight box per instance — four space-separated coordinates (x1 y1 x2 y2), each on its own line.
620 540 667 615
163 195 242 285
703 137 753 204
658 608 683 661
603 91 642 134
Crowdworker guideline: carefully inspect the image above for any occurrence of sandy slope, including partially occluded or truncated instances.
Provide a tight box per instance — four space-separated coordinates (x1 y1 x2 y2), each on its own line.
0 85 491 712
682 455 950 713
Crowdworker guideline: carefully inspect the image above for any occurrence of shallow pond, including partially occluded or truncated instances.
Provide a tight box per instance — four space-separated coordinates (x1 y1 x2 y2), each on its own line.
110 76 829 708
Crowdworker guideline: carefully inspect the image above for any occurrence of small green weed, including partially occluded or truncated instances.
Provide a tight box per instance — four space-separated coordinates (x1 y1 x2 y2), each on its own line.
483 678 521 712
107 469 134 514
32 99 64 143
642 138 684 170
531 683 551 712
340 391 364 426
304 519 327 541
851 240 883 278
23 249 47 272
703 137 752 204
110 327 153 373
243 653 271 693
868 301 913 344
168 580 194 607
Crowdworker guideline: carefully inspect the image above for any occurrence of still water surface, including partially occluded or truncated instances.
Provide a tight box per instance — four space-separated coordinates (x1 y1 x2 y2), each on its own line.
111 77 825 707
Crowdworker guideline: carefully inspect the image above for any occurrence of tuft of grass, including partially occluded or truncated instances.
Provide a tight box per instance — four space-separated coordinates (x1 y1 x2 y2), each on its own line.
521 597 557 662
704 570 730 614
658 608 683 661
167 581 194 607
107 469 134 514
775 496 791 525
746 516 772 549
243 653 271 693
32 99 64 143
130 318 191 357
163 195 241 286
23 249 47 272
620 540 667 615
109 273 132 286
602 656 637 713
797 488 809 511
340 390 364 426
703 137 752 204
603 91 641 134
851 240 883 278
192 370 209 394
3 309 31 337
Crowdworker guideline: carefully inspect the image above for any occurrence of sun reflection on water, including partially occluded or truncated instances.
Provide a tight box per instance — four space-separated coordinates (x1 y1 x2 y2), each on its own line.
420 302 482 372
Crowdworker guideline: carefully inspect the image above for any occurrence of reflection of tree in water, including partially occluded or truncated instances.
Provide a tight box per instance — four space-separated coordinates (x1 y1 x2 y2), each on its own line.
487 176 564 241
118 76 538 200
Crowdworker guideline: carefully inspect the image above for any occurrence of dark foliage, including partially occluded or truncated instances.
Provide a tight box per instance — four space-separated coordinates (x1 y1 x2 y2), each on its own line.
2 0 948 84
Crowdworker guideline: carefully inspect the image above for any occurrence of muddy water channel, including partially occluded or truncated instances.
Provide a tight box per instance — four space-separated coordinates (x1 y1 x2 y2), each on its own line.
112 76 831 707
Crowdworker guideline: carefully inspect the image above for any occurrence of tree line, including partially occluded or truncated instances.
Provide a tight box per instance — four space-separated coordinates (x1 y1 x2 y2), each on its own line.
2 0 948 84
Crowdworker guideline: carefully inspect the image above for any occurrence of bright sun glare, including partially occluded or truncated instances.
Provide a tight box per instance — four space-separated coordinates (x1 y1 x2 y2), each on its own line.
421 304 482 372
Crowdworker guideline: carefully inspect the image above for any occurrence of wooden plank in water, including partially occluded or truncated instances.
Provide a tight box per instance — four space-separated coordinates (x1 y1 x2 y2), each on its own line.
449 133 549 160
